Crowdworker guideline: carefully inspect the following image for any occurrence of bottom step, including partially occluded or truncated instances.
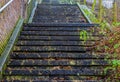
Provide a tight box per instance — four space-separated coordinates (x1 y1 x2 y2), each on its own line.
3 76 119 82
2 80 104 82
3 76 103 80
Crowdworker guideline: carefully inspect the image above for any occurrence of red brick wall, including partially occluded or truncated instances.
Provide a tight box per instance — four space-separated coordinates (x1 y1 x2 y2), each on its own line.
0 0 27 53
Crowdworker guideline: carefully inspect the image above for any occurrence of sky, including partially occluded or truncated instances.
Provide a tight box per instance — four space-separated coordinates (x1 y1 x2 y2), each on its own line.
86 0 114 9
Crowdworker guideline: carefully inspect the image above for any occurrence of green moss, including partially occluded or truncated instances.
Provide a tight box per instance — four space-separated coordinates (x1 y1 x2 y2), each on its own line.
82 8 99 23
0 32 12 56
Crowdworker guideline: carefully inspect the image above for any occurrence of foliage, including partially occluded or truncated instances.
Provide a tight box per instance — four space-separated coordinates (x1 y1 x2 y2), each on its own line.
98 0 103 22
93 23 120 80
82 8 99 23
79 30 89 42
113 2 117 23
60 0 72 4
92 0 96 12
96 26 120 55
112 60 120 67
80 1 120 79
112 22 120 27
84 0 86 5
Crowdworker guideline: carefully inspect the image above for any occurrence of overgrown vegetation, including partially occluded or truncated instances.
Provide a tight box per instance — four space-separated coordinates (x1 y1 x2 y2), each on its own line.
0 33 11 55
95 24 120 80
79 30 89 42
76 0 120 80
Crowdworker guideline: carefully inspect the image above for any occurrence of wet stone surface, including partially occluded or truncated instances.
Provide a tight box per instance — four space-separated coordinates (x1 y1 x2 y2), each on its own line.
33 4 88 24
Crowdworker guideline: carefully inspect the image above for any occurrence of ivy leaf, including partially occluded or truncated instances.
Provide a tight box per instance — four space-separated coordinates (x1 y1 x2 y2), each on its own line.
114 43 120 49
112 60 120 67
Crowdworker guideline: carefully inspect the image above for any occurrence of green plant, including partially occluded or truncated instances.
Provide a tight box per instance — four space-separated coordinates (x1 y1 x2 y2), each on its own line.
112 22 120 26
82 8 99 23
84 0 86 5
109 38 114 43
99 21 110 34
113 1 117 23
112 60 120 67
100 21 107 30
79 30 89 42
98 0 103 22
92 0 96 12
114 43 120 49
103 59 120 79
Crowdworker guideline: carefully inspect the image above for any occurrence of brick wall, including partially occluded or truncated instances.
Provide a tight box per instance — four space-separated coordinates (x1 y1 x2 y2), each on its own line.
0 0 27 54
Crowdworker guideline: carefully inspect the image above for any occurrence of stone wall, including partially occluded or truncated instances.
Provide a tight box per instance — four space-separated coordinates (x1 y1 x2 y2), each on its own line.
0 0 27 54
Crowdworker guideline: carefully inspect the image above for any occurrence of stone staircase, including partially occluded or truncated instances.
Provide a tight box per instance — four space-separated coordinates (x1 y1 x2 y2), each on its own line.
2 3 112 82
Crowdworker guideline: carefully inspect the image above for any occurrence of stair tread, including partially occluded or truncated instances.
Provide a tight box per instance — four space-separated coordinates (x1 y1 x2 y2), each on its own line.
39 4 78 5
16 41 95 46
20 31 100 36
34 15 83 17
8 59 111 66
10 52 110 59
4 68 105 76
3 68 106 80
18 36 100 41
35 5 81 14
34 12 81 14
33 19 86 23
6 67 106 69
33 17 84 20
24 23 99 27
2 80 104 82
23 27 96 31
13 46 92 52
39 3 79 6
